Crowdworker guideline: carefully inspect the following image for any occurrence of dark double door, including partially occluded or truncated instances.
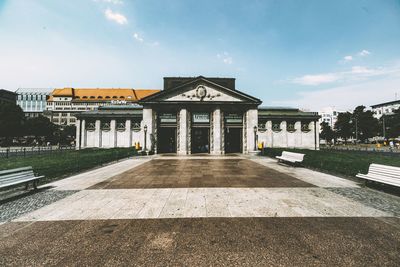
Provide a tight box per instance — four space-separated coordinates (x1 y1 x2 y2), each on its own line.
191 128 209 153
158 127 176 153
225 127 242 153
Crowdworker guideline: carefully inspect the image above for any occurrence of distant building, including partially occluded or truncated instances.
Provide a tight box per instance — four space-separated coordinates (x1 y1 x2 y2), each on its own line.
15 88 53 118
318 107 343 129
75 76 321 153
0 89 17 105
45 88 160 126
371 100 400 119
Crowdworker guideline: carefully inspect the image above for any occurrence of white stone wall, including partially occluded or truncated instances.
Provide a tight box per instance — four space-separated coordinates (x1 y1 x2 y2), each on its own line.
245 109 258 153
257 120 318 150
212 108 222 154
142 108 153 151
177 109 188 155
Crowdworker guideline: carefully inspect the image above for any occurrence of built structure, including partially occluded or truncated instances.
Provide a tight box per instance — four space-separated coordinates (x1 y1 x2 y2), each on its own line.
15 88 53 118
371 100 400 119
75 76 320 154
45 88 159 126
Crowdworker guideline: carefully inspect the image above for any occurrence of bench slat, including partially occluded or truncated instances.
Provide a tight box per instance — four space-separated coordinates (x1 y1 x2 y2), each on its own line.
0 166 44 190
357 163 400 188
0 167 33 176
0 176 44 188
0 171 35 180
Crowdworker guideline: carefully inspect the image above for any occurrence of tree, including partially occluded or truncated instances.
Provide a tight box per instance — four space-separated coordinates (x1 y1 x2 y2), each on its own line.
334 112 352 143
0 102 25 145
24 116 57 141
320 122 335 144
383 108 400 138
352 105 379 142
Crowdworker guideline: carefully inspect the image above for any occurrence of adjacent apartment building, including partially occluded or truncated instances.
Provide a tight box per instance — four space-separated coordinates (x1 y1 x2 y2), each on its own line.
45 88 159 126
371 100 400 119
318 107 342 129
15 88 53 118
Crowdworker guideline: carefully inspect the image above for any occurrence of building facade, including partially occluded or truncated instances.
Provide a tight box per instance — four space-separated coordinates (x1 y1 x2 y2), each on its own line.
75 76 320 154
0 89 17 105
15 88 53 118
371 100 400 119
45 88 159 126
318 107 343 129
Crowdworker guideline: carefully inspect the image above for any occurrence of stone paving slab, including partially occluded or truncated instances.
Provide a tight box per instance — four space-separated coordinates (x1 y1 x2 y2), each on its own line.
14 188 392 221
0 190 78 223
251 157 360 188
1 217 399 266
46 158 151 190
90 159 315 189
327 187 400 217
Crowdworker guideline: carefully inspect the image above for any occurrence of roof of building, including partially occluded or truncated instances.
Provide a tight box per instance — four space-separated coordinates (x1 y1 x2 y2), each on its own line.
258 106 319 120
15 88 53 94
75 106 143 118
48 88 160 102
371 99 400 108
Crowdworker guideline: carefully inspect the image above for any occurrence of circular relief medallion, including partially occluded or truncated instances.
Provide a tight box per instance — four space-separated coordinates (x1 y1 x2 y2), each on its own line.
196 85 207 100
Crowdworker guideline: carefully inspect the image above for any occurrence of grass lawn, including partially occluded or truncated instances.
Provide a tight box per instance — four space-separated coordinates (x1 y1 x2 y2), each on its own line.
0 148 138 183
261 148 400 178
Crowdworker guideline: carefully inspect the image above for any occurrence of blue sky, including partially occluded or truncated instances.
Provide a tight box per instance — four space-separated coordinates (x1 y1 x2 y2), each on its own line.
1 0 400 110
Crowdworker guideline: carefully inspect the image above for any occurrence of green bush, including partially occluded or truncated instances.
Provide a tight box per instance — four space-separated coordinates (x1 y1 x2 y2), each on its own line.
0 147 137 183
262 148 400 178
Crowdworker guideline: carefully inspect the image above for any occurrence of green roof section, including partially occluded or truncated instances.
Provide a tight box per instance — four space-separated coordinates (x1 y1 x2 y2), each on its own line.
258 106 319 120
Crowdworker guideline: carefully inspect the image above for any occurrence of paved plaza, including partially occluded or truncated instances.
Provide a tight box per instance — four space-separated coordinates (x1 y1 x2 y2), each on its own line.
1 155 400 266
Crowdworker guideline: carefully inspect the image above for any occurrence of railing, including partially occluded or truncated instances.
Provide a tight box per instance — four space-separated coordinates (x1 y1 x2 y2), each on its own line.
0 146 75 158
320 145 400 154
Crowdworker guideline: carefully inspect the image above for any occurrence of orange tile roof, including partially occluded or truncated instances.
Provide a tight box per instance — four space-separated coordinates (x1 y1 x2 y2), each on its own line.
48 88 160 102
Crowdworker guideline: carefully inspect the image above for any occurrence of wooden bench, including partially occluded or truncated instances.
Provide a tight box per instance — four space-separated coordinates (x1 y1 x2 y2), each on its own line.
356 164 400 187
276 151 305 165
0 167 44 190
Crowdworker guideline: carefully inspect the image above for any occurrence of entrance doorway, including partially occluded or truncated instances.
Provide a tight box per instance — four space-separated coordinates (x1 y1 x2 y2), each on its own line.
158 127 176 153
191 128 210 153
225 127 242 153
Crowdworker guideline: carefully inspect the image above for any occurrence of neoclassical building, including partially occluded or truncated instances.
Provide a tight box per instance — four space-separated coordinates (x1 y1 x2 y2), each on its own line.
75 76 320 154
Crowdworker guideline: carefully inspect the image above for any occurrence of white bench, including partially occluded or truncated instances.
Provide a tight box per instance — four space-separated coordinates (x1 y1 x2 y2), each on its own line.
0 166 44 190
276 151 305 165
356 164 400 187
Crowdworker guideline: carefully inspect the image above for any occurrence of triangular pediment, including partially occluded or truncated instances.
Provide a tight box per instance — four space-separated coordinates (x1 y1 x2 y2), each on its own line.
139 76 261 105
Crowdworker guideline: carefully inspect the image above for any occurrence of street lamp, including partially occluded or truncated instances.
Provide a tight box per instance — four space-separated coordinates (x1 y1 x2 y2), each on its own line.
143 125 147 151
253 125 258 151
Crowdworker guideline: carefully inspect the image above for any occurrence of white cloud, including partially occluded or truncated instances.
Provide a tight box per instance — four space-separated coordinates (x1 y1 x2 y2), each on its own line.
343 55 353 61
104 9 127 25
274 77 400 111
292 65 399 86
133 33 143 42
150 41 160 47
217 52 233 65
93 0 123 4
359 49 371 56
293 73 340 85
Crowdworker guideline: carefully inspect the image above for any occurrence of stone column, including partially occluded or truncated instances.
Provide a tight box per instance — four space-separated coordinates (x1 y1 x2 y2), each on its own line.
178 108 188 155
314 121 320 150
126 119 132 148
266 121 273 148
142 108 153 151
81 119 86 148
95 120 101 148
110 119 117 148
246 109 258 153
75 119 81 150
212 108 222 154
